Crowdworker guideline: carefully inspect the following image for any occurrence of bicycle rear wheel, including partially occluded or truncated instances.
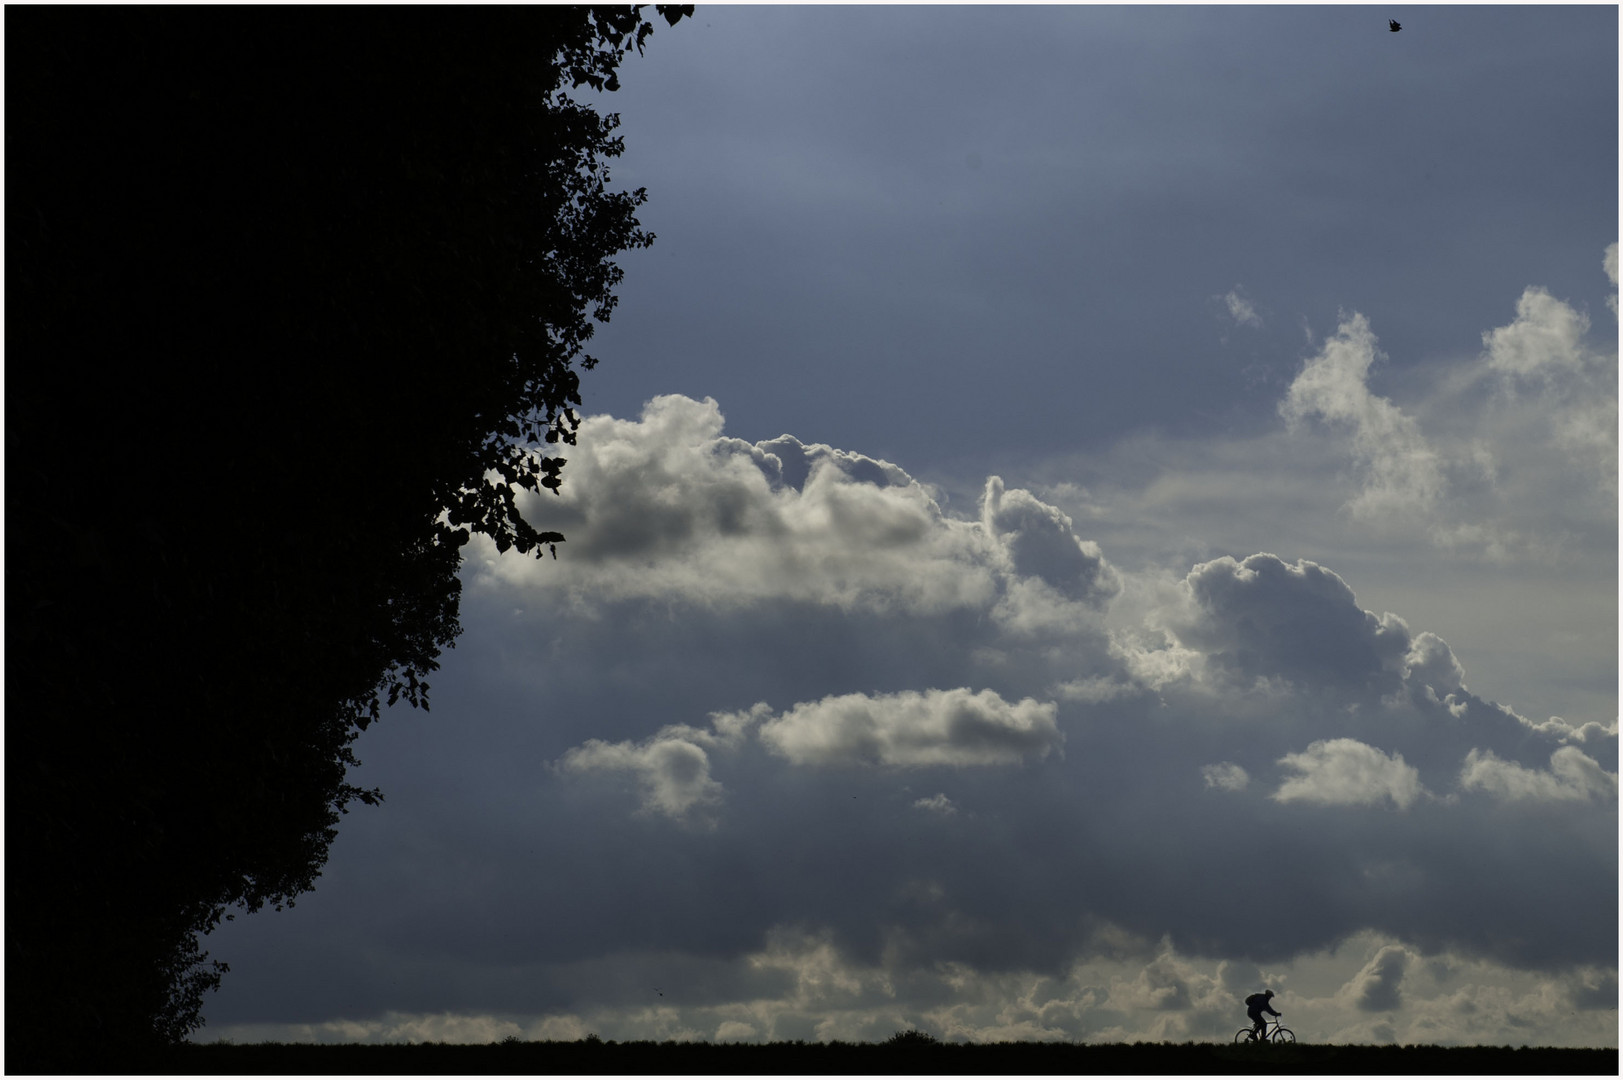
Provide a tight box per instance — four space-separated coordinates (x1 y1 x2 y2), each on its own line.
1234 1028 1256 1044
1272 1027 1295 1044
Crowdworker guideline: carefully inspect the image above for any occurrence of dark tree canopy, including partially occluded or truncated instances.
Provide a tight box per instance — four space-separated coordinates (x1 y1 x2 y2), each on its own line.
6 5 689 1069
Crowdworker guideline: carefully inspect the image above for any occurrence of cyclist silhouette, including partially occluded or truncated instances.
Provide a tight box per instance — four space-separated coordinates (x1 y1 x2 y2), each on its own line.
1244 990 1280 1040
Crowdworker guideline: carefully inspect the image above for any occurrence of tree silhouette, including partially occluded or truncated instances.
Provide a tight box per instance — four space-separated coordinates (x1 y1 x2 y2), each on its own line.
6 5 689 1068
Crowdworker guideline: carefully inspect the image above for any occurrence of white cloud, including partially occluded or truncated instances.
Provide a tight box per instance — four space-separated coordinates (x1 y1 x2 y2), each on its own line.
471 395 995 615
1459 746 1618 803
468 396 1119 633
1274 251 1618 560
1519 716 1619 745
1339 943 1414 1012
1479 281 1617 488
1201 762 1249 792
1280 312 1446 519
1401 630 1465 698
758 688 1062 768
1273 739 1424 810
1107 627 1204 692
1482 287 1592 379
912 793 959 815
555 707 765 822
554 688 1061 822
558 735 725 821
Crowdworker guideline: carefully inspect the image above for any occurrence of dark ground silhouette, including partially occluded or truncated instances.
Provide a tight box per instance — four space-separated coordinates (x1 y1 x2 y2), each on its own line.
146 1037 1617 1076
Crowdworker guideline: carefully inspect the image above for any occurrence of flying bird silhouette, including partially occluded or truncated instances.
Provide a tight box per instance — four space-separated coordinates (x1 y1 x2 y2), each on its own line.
1389 19 1402 31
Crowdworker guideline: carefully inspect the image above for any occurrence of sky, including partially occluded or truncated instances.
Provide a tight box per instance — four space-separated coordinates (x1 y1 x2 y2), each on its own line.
200 4 1617 1048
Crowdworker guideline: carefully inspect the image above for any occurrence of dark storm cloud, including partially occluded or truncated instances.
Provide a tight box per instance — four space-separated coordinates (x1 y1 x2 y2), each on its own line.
1176 552 1412 698
462 402 1619 978
198 389 1615 1042
1143 550 1598 784
982 478 1119 608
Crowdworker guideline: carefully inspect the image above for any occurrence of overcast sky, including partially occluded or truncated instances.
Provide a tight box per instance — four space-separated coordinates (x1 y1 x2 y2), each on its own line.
201 5 1617 1048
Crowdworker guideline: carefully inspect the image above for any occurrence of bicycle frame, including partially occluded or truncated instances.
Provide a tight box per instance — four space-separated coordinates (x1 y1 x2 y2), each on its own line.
1234 1016 1294 1044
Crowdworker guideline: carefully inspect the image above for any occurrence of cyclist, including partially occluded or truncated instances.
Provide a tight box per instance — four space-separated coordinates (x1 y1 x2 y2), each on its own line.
1244 990 1280 1041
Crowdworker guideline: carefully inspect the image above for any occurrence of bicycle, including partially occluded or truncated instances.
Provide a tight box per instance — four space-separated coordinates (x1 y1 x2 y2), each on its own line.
1234 1016 1295 1044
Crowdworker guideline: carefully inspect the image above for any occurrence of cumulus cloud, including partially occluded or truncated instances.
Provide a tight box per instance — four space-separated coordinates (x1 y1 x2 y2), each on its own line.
559 735 725 822
1280 312 1446 519
1115 951 1196 1011
1106 626 1204 693
1173 553 1412 698
714 1020 757 1042
1151 552 1546 749
1273 739 1424 810
1520 716 1619 745
1401 630 1466 700
1482 287 1592 379
469 396 1119 631
758 688 1062 768
1480 281 1617 487
556 688 1061 822
472 395 990 614
1459 746 1618 803
1343 944 1414 1012
982 477 1119 610
556 706 764 822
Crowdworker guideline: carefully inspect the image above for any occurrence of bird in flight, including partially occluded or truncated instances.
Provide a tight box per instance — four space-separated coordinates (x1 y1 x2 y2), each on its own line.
1389 19 1402 31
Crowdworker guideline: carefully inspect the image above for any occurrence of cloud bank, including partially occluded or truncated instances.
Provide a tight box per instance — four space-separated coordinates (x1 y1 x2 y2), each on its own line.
201 248 1615 1051
446 368 1612 990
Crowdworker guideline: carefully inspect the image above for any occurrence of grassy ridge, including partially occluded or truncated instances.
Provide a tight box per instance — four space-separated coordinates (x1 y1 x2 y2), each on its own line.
151 1038 1617 1075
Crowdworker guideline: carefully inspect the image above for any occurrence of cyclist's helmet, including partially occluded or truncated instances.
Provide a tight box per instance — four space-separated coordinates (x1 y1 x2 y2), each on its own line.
1264 990 1274 998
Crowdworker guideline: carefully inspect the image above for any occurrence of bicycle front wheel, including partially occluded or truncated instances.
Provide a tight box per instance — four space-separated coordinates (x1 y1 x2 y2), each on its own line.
1234 1028 1256 1044
1272 1028 1296 1044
